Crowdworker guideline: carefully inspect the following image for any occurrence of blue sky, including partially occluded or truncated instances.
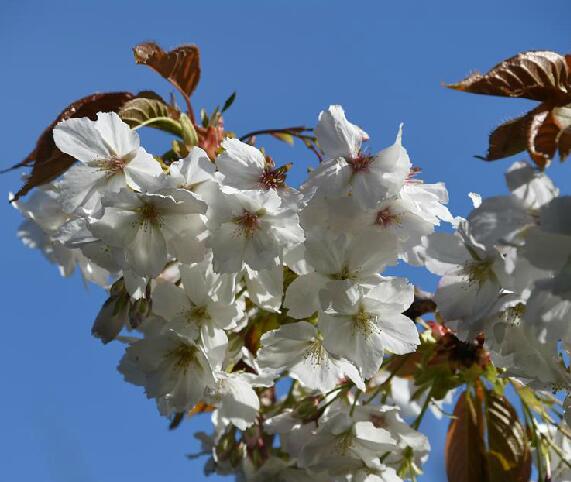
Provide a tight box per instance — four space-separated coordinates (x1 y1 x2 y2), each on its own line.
1 1 569 481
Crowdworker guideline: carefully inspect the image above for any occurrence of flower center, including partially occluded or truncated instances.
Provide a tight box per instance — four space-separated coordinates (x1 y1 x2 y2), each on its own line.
352 308 377 338
165 343 197 371
330 265 356 281
348 153 373 173
500 303 525 326
370 414 387 428
233 210 260 238
375 207 399 227
100 156 128 174
258 165 289 190
138 203 162 226
464 259 493 285
303 339 328 366
405 166 422 183
186 305 210 323
334 430 355 455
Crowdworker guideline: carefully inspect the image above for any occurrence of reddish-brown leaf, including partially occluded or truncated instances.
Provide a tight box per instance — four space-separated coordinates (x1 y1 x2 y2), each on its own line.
527 107 559 169
552 104 571 161
133 42 201 104
9 92 134 201
448 51 571 103
485 391 531 482
446 391 489 482
479 114 529 161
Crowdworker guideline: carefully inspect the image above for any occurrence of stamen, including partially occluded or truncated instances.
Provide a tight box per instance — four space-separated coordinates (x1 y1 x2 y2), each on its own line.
138 203 162 227
165 343 197 371
233 210 260 238
348 152 373 173
375 207 399 227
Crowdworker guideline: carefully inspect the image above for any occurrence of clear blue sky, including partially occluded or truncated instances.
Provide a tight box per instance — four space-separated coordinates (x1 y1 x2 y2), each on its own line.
1 1 569 481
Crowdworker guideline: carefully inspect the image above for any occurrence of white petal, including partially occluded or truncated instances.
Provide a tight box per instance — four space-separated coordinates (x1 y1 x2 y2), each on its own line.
95 111 139 157
314 105 366 159
284 272 327 319
216 138 265 189
123 148 164 190
126 223 168 277
53 117 111 162
152 282 190 320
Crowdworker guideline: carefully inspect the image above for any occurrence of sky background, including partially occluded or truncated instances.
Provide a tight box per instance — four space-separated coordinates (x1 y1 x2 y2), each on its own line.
1 1 569 481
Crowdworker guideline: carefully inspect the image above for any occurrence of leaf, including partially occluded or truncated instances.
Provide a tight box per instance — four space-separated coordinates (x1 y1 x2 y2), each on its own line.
179 112 198 147
8 91 134 201
271 132 295 145
133 42 201 105
221 91 236 113
485 391 531 482
446 390 489 482
119 96 183 136
552 104 571 160
478 115 528 161
527 107 559 169
448 51 571 102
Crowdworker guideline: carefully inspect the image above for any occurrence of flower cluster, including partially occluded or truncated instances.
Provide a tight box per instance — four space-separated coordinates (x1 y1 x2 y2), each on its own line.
13 93 571 479
13 105 455 480
418 160 571 423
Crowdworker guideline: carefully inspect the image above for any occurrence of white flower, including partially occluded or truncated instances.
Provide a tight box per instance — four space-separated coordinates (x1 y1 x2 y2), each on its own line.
13 186 111 285
492 323 571 392
118 330 216 414
350 405 430 467
215 138 299 202
207 187 303 273
256 321 365 392
284 230 398 319
53 112 163 213
303 106 410 208
205 372 259 430
319 280 418 379
151 263 243 362
264 409 317 458
167 146 217 199
298 411 397 474
525 260 571 345
314 104 369 161
505 161 558 209
90 187 206 277
420 222 507 321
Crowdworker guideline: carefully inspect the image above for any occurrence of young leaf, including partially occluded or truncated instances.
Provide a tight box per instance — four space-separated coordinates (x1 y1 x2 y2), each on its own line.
485 391 531 482
448 51 571 103
8 91 134 201
446 390 489 482
527 108 559 169
552 104 571 160
119 96 183 136
221 91 236 113
133 42 201 107
271 131 295 145
478 115 528 161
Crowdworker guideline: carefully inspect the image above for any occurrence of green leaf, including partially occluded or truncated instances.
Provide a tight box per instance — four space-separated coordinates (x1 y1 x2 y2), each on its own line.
221 91 236 113
271 132 295 145
119 97 183 137
180 112 198 147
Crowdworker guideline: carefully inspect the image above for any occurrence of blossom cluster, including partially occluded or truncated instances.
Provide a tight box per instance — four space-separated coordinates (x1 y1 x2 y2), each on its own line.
13 105 457 480
13 97 571 480
418 160 571 422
